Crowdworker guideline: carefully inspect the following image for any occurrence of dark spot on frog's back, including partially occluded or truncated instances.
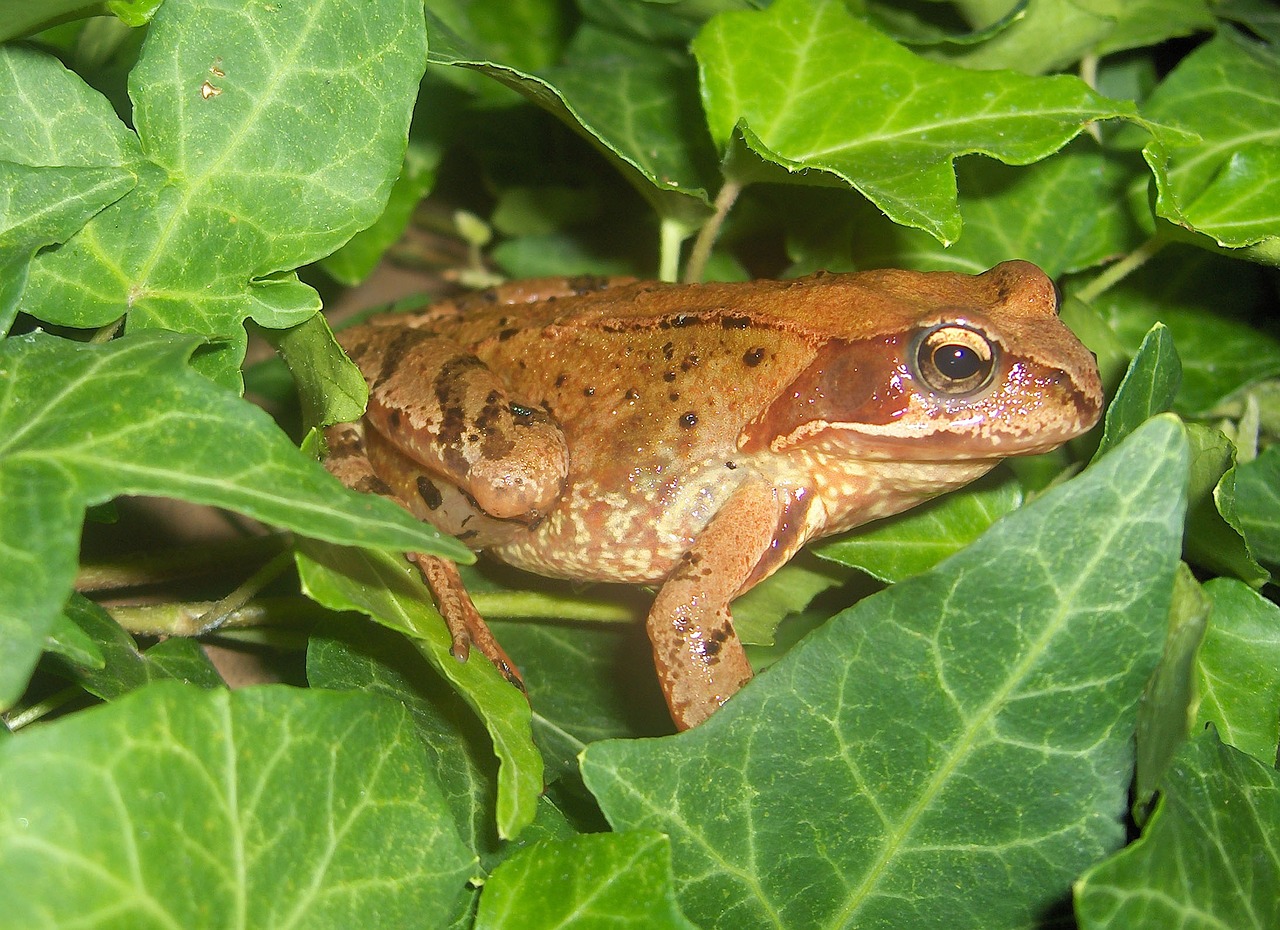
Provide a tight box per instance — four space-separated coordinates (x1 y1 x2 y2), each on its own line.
498 328 519 341
743 347 764 367
721 315 750 330
680 411 698 428
416 477 443 510
373 329 419 389
388 408 401 429
568 274 613 295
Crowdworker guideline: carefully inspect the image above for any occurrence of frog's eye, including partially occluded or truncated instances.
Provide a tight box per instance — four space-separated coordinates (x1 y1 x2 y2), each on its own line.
914 324 997 395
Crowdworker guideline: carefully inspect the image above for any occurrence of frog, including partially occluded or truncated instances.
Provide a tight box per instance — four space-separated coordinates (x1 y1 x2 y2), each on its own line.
325 260 1103 729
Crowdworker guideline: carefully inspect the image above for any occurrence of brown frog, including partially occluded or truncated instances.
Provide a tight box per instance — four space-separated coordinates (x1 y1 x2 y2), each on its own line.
325 261 1103 729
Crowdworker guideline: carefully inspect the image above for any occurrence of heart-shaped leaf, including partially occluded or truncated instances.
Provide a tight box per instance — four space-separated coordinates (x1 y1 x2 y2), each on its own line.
15 0 427 383
583 416 1187 930
0 331 461 709
0 682 475 929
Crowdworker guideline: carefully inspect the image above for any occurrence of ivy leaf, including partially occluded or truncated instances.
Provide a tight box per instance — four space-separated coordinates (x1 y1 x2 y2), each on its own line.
1085 249 1280 414
0 163 135 334
1093 323 1181 459
427 13 714 233
1141 29 1280 255
1196 577 1280 765
308 619 505 870
1222 442 1280 567
50 594 224 700
693 0 1142 244
1074 728 1280 930
295 541 543 841
582 416 1187 930
1182 424 1267 586
490 618 673 783
0 682 475 929
731 555 848 646
16 0 427 384
816 472 1023 583
938 0 1214 73
1134 563 1210 808
0 331 462 710
475 832 696 930
847 140 1146 277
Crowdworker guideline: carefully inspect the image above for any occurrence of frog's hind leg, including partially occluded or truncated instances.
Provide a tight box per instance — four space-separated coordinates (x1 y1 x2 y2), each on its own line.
410 553 525 691
323 422 526 693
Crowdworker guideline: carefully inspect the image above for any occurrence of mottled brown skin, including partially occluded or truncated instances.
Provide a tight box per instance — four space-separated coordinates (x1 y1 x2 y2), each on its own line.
326 262 1103 729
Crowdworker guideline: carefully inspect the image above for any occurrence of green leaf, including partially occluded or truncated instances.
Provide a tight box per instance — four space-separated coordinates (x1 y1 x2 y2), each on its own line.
731 554 848 646
295 541 543 841
1224 442 1280 567
582 416 1188 930
0 162 136 333
17 0 427 383
320 138 441 286
0 331 461 710
1134 563 1210 809
1093 323 1181 459
1085 248 1280 414
694 0 1141 244
308 619 505 869
815 471 1023 583
50 594 224 700
1196 578 1280 765
847 139 1147 277
1074 728 1280 930
475 832 696 930
267 312 369 429
0 682 475 929
0 44 142 168
1182 423 1268 586
428 13 714 231
1141 29 1280 253
490 618 674 783
939 0 1214 72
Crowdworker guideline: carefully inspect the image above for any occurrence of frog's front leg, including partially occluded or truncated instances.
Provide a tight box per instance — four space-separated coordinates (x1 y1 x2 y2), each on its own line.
340 325 570 521
650 478 816 730
323 420 525 690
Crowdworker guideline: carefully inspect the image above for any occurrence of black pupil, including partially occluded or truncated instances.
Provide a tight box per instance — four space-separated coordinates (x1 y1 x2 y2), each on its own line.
934 344 982 380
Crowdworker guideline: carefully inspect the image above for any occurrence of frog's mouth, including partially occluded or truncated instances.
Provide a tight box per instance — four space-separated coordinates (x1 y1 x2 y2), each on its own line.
762 386 1102 461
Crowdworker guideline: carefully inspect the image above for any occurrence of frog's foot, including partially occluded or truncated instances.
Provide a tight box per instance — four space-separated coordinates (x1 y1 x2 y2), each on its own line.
411 553 526 693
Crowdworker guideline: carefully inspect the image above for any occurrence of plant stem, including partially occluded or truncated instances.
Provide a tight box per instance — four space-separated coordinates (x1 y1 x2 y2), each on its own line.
657 216 685 283
1078 53 1102 143
1075 235 1169 305
191 549 295 635
471 590 639 623
682 178 742 284
107 596 319 636
5 686 84 731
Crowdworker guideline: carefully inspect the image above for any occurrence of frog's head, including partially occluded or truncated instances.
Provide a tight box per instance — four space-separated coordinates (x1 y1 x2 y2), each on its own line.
744 260 1103 462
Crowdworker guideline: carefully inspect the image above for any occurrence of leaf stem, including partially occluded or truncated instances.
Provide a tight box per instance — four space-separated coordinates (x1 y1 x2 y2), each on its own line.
682 178 742 283
1074 235 1169 305
1078 53 1102 142
657 216 685 283
191 549 296 634
4 686 85 731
